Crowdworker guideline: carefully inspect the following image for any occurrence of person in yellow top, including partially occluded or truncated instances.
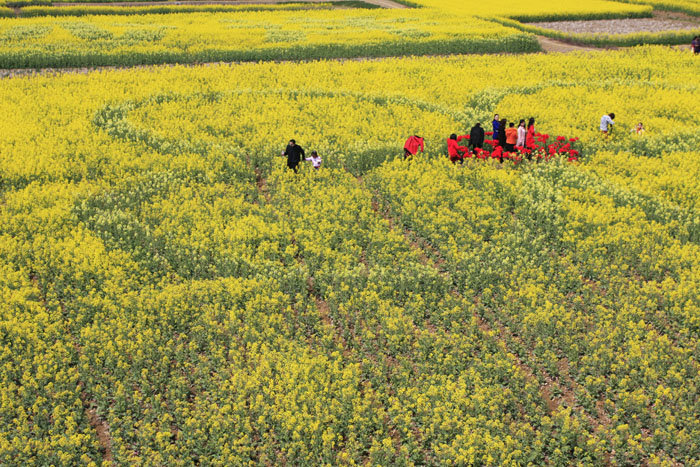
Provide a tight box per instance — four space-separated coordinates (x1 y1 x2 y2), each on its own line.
631 122 645 135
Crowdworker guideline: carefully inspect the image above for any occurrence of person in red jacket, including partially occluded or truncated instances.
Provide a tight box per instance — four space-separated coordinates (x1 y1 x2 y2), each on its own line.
525 117 536 157
403 135 424 159
447 133 468 164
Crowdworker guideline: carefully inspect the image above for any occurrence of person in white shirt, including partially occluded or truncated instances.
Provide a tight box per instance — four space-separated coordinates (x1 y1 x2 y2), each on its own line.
305 150 322 170
516 119 526 147
600 113 615 136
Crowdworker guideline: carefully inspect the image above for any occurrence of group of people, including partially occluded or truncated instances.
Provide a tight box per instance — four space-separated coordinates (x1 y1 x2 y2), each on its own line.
405 115 540 164
281 139 322 172
281 110 644 170
600 112 645 137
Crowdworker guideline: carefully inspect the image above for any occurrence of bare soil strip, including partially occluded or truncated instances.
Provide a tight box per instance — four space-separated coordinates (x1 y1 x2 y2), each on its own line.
532 17 699 34
536 35 603 52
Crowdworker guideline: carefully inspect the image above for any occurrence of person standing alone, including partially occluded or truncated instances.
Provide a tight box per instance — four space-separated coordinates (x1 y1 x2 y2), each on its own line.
282 139 305 173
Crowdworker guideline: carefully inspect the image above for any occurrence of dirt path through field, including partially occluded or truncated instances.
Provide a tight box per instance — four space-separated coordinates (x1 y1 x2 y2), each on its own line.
536 35 603 53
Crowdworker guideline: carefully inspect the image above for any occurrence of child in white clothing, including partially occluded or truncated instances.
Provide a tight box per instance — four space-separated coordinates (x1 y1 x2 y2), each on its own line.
305 151 322 170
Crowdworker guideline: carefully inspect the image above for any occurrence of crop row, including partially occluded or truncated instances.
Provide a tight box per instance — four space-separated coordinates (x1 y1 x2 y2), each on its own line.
0 10 539 69
17 3 338 17
367 156 699 464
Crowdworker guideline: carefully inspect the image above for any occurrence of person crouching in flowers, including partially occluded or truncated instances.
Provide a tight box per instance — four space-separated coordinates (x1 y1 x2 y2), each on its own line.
305 151 322 170
403 135 424 160
600 112 615 138
631 122 645 135
447 133 468 164
282 139 305 173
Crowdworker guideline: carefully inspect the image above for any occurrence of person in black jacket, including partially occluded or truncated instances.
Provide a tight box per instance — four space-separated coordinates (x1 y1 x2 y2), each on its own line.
497 118 507 148
282 139 305 173
469 123 485 150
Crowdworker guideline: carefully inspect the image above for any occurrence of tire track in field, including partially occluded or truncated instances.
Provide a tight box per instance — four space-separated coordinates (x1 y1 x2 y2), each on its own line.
252 167 427 463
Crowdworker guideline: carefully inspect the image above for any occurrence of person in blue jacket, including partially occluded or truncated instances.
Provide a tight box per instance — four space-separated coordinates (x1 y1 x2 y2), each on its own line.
492 114 500 139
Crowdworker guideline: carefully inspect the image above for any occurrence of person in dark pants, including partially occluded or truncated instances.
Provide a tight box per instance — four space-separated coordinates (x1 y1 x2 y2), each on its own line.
469 123 485 151
282 139 305 173
497 118 507 148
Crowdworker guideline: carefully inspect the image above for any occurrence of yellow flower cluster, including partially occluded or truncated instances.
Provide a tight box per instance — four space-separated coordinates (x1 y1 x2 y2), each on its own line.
613 0 700 15
0 46 699 464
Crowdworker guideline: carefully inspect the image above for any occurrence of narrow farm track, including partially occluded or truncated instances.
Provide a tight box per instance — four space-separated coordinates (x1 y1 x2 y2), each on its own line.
536 35 603 53
251 167 426 462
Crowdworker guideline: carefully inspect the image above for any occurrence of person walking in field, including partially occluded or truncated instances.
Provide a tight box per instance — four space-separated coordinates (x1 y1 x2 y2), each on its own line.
505 122 518 152
516 119 526 148
403 135 424 159
600 112 615 137
305 150 322 170
282 139 305 173
447 133 468 164
469 123 485 151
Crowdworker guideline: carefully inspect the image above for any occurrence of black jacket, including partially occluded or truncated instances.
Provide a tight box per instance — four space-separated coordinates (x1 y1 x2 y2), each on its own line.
498 127 507 147
469 125 485 147
284 144 305 166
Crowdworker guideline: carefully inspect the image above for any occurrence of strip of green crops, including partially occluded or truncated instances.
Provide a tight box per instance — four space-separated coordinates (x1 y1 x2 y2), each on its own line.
614 0 700 16
18 3 341 17
503 7 654 22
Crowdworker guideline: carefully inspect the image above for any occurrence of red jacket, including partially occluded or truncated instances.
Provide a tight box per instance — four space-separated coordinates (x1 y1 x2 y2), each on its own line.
447 138 468 157
404 135 424 155
526 125 536 148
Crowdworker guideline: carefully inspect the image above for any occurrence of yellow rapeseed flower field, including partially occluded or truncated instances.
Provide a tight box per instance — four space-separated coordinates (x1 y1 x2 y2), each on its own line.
0 33 698 467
